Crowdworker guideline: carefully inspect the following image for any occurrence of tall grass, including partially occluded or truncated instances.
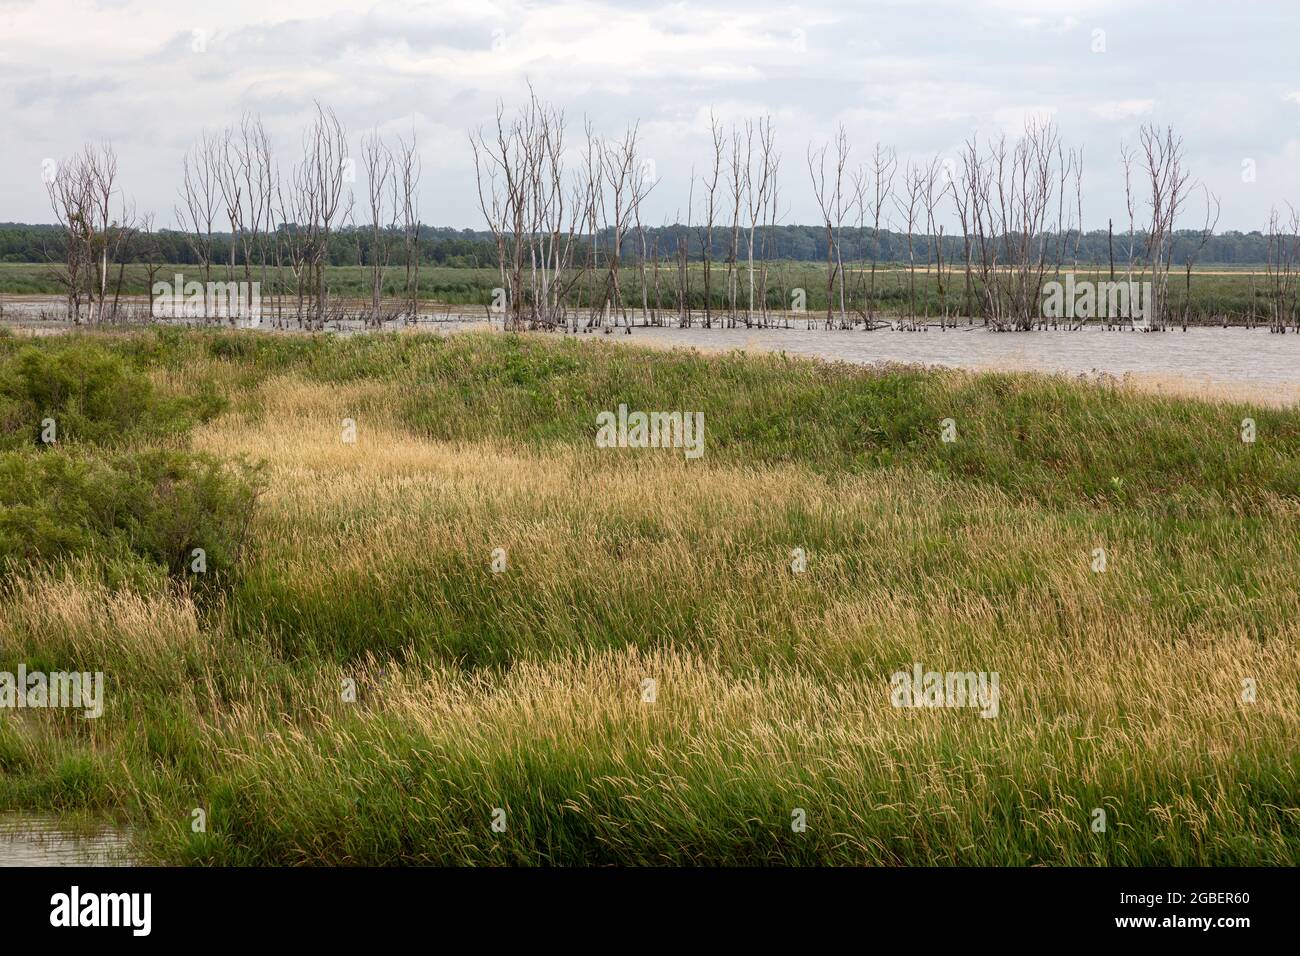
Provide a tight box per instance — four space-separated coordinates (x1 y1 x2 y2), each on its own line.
0 329 1295 865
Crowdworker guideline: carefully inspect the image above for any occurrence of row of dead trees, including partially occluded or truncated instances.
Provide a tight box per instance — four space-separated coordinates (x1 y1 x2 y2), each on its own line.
470 97 1238 334
47 104 423 329
174 105 423 329
45 96 1299 334
471 91 793 332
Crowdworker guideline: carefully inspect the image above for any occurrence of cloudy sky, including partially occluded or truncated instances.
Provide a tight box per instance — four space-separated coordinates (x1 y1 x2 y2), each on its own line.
2 0 1298 231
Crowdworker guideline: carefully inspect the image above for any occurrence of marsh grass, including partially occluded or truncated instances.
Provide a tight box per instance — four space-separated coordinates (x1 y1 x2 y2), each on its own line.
0 329 1296 864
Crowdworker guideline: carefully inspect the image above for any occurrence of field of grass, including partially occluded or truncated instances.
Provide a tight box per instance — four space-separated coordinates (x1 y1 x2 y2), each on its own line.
0 260 1284 322
0 326 1296 865
0 262 500 308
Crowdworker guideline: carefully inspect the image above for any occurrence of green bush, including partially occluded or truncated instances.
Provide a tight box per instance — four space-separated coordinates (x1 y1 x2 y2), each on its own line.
0 340 224 449
0 448 260 578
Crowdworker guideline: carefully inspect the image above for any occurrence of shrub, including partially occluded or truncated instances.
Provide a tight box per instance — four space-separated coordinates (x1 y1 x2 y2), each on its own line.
0 447 260 579
0 340 224 449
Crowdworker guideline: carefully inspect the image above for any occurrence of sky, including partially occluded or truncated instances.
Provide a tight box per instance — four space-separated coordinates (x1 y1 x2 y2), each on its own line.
1 0 1298 232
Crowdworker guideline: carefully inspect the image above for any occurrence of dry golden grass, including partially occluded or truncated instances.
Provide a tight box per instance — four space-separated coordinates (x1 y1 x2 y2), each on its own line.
121 374 1293 862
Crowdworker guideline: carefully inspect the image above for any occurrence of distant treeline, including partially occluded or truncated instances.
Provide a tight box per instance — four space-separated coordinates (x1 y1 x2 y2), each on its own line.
633 225 1274 268
0 221 1277 267
0 223 494 268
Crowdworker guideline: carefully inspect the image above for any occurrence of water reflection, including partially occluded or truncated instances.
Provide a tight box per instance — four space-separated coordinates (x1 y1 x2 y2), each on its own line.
0 813 133 867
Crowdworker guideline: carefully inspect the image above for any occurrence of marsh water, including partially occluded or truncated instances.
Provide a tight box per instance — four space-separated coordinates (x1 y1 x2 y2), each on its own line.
5 295 1300 402
626 324 1300 401
0 813 134 867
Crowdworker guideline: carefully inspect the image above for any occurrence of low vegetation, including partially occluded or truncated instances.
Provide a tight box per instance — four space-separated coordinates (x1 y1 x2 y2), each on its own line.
0 328 1295 864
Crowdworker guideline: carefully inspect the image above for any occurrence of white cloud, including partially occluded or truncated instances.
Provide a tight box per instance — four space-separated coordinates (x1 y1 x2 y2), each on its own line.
0 0 1295 230
1015 14 1080 33
992 105 1058 134
1090 99 1156 122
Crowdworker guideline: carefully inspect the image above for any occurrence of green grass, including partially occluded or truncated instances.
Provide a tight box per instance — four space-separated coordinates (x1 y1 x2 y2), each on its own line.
0 328 1295 865
60 326 1297 511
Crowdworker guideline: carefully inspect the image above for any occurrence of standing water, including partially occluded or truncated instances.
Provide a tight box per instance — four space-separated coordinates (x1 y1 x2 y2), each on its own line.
5 295 1300 403
0 813 133 866
624 324 1300 405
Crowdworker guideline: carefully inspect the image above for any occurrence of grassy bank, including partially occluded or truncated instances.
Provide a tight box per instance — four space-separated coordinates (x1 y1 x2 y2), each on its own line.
0 327 1296 864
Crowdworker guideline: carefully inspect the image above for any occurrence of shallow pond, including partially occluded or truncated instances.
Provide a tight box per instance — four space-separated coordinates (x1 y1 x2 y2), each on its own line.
0 813 134 867
626 324 1300 393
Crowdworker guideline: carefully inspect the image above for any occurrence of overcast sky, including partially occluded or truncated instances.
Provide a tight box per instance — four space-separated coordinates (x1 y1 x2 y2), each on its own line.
2 0 1298 231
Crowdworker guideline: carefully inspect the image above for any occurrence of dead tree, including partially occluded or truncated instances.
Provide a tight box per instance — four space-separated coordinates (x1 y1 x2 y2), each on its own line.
81 144 131 325
949 149 975 325
808 125 849 329
857 145 896 329
597 123 652 331
676 172 694 327
759 148 782 328
224 113 273 299
959 121 1077 331
894 161 924 329
920 157 950 327
695 115 724 328
277 156 317 328
1265 205 1299 334
138 212 163 297
306 103 350 329
362 130 395 327
1137 124 1190 331
472 91 592 331
725 124 746 325
47 152 93 323
744 117 777 327
177 132 220 297
395 132 422 323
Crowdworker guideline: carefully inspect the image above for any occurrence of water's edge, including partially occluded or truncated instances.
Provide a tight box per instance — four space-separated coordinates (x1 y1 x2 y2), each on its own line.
5 307 1299 410
0 813 134 867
